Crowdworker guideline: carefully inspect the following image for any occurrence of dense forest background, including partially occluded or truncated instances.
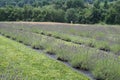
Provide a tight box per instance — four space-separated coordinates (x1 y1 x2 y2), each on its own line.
0 0 120 24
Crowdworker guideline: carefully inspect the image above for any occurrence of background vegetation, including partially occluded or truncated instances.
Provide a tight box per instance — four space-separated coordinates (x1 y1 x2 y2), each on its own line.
0 0 120 24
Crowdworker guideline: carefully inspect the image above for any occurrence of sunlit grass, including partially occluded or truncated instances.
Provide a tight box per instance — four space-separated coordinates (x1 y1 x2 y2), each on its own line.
0 35 89 80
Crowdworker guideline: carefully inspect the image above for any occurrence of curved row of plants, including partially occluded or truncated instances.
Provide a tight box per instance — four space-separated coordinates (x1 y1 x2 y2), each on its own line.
0 26 120 80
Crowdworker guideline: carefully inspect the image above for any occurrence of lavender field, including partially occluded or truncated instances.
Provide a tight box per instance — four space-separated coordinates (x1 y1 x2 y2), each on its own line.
0 22 120 80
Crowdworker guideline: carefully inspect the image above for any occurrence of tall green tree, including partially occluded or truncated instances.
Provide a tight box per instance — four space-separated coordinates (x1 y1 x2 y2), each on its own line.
94 0 100 9
65 8 78 23
106 0 120 24
65 0 85 9
23 5 33 21
89 8 102 23
104 0 109 9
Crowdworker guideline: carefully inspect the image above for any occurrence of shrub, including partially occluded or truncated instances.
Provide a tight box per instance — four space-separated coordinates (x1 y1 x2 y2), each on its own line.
92 56 120 80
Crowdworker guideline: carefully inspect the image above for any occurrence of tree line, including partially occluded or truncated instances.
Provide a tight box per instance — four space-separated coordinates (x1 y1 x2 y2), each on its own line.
0 0 120 24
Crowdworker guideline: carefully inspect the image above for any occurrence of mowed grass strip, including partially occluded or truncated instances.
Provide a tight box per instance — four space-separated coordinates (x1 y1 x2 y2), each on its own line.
0 35 89 80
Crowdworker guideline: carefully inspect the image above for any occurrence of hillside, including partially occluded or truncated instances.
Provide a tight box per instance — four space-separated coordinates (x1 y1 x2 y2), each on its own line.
0 22 120 80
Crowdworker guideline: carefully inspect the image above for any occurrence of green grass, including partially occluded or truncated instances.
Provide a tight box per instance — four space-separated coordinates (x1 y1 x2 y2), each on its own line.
0 35 89 80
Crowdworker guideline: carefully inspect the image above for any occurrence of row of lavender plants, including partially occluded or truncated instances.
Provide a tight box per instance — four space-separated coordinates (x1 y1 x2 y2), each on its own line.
0 26 120 80
17 25 119 55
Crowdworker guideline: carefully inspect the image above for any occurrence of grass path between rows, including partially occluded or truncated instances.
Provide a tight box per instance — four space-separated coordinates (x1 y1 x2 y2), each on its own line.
0 35 89 80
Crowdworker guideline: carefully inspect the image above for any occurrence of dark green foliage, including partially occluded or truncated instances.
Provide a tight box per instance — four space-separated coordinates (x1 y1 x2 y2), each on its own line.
0 0 119 24
89 8 102 23
65 8 78 23
42 5 65 22
106 0 120 24
104 0 109 9
94 0 100 9
65 0 85 8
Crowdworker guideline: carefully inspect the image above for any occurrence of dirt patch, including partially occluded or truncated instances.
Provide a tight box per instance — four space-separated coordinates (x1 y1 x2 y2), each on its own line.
13 21 70 25
2 21 91 27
